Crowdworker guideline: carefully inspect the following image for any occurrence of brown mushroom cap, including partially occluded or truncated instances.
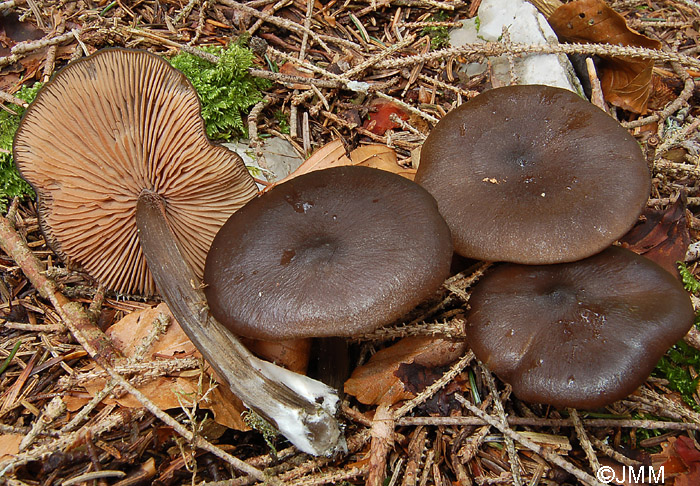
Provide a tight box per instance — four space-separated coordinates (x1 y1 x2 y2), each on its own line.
416 85 651 264
466 246 695 409
13 48 258 295
204 165 453 340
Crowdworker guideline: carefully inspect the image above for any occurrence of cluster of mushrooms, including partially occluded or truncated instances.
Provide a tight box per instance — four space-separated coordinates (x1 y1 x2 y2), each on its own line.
416 84 694 409
12 48 695 457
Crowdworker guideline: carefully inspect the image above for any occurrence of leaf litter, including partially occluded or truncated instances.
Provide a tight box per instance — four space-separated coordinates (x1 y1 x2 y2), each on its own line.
0 0 699 484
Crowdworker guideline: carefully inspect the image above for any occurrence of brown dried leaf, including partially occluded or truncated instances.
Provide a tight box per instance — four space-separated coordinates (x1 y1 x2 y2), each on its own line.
349 144 416 180
279 62 314 89
652 436 700 483
0 12 45 46
80 304 247 431
0 434 22 461
273 140 415 188
548 0 661 113
620 197 690 276
344 336 468 406
273 139 351 186
240 337 311 374
107 303 195 358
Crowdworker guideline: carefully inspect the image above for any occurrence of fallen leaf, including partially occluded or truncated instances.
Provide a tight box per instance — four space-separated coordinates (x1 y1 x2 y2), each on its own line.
279 62 314 89
273 139 351 186
349 144 416 180
548 0 661 113
344 336 468 406
78 304 247 431
0 12 45 46
398 361 467 415
362 101 410 135
620 197 690 276
0 434 22 461
653 436 700 484
106 303 196 358
240 337 311 374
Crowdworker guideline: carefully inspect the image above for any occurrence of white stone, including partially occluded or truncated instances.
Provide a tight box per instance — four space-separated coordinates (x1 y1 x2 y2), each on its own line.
449 0 583 93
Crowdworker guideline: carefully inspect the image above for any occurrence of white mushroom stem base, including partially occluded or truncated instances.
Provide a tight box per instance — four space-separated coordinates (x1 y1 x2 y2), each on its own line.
135 190 345 456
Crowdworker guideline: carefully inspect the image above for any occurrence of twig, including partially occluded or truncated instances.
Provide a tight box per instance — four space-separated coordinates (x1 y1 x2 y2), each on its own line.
367 404 394 486
589 435 643 467
482 365 522 486
19 396 65 451
570 408 601 473
0 31 77 69
0 214 266 481
585 57 607 113
63 471 126 486
0 90 28 108
0 0 24 10
247 95 273 140
218 0 332 52
298 0 314 61
396 415 700 430
393 350 475 419
355 317 467 342
455 394 604 486
0 408 148 475
375 41 700 70
623 55 696 129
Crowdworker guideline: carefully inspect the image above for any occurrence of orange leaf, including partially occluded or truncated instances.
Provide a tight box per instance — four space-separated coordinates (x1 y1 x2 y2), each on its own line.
548 0 661 113
79 304 247 431
344 336 468 406
349 144 416 180
363 101 410 135
240 337 311 374
0 434 22 461
279 62 314 89
272 139 351 187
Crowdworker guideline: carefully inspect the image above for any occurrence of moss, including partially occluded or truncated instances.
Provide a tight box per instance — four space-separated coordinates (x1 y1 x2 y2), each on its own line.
653 340 700 412
421 11 452 50
242 409 278 456
169 41 271 141
678 262 700 294
0 82 41 213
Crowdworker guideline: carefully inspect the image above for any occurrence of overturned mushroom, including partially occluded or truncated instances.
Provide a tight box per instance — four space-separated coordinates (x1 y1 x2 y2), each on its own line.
14 48 344 456
204 165 453 340
466 246 695 409
416 85 651 264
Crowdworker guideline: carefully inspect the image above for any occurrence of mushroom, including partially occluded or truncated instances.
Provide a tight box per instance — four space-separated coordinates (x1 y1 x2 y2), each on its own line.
204 165 454 340
415 84 651 264
465 246 695 409
13 48 344 456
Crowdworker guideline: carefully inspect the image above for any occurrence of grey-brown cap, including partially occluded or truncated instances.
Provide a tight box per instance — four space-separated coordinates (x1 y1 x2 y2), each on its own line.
13 48 258 295
204 165 453 340
466 246 695 409
416 85 651 264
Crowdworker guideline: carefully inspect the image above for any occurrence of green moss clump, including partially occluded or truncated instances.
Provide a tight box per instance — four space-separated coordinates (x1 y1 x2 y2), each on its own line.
654 340 700 412
421 11 452 50
169 42 270 141
0 82 41 213
679 262 700 294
